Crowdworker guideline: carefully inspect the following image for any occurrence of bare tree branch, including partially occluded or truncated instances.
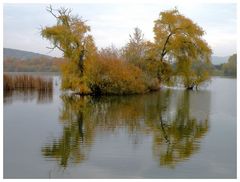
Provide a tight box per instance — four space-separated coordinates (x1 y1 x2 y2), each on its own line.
46 5 58 19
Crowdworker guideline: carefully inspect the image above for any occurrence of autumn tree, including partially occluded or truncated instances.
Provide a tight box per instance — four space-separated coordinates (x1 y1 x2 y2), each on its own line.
123 28 161 90
123 27 146 65
153 8 212 89
222 54 237 77
41 6 96 93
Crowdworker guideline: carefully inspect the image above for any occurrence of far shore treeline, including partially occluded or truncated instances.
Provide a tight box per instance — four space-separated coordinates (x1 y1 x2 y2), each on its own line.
4 53 236 78
4 6 237 95
4 54 236 77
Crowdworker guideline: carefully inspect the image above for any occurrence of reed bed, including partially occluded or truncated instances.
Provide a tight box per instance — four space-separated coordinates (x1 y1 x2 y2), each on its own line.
4 74 53 91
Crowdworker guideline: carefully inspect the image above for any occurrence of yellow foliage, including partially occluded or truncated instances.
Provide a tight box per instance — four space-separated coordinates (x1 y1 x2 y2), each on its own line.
153 8 212 89
60 61 91 94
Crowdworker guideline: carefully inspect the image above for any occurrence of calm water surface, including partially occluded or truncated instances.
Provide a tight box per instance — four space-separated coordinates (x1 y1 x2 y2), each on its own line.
4 76 236 178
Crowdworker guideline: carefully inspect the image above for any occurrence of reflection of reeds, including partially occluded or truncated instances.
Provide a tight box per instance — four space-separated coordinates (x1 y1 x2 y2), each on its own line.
4 74 54 104
4 74 53 91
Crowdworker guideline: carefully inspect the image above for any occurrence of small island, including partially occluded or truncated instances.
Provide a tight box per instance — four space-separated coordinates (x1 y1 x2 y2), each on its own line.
41 6 212 95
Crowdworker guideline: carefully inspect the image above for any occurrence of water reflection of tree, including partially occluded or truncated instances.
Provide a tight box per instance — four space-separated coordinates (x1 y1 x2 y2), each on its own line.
42 89 210 168
42 96 94 167
152 91 209 168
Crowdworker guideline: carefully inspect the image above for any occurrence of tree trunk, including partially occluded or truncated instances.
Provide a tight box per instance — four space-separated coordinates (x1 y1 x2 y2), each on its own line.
186 85 194 90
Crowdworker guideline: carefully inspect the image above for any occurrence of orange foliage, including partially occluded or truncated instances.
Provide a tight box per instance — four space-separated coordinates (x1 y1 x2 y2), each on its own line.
85 55 148 95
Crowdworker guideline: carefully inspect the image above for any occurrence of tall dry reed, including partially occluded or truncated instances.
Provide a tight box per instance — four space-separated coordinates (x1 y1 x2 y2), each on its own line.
4 74 53 91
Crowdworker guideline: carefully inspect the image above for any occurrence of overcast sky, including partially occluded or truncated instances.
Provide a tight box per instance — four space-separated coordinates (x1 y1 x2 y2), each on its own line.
3 3 237 57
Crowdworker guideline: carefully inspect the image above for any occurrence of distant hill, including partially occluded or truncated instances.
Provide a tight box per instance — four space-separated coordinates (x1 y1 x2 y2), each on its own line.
3 48 65 72
3 48 53 60
211 56 229 65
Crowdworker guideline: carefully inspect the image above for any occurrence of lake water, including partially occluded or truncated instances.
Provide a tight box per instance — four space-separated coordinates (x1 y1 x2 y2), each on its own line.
3 76 236 178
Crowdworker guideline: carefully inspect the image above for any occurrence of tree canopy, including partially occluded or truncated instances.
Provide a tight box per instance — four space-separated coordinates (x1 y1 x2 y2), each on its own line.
152 9 212 88
41 6 96 93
